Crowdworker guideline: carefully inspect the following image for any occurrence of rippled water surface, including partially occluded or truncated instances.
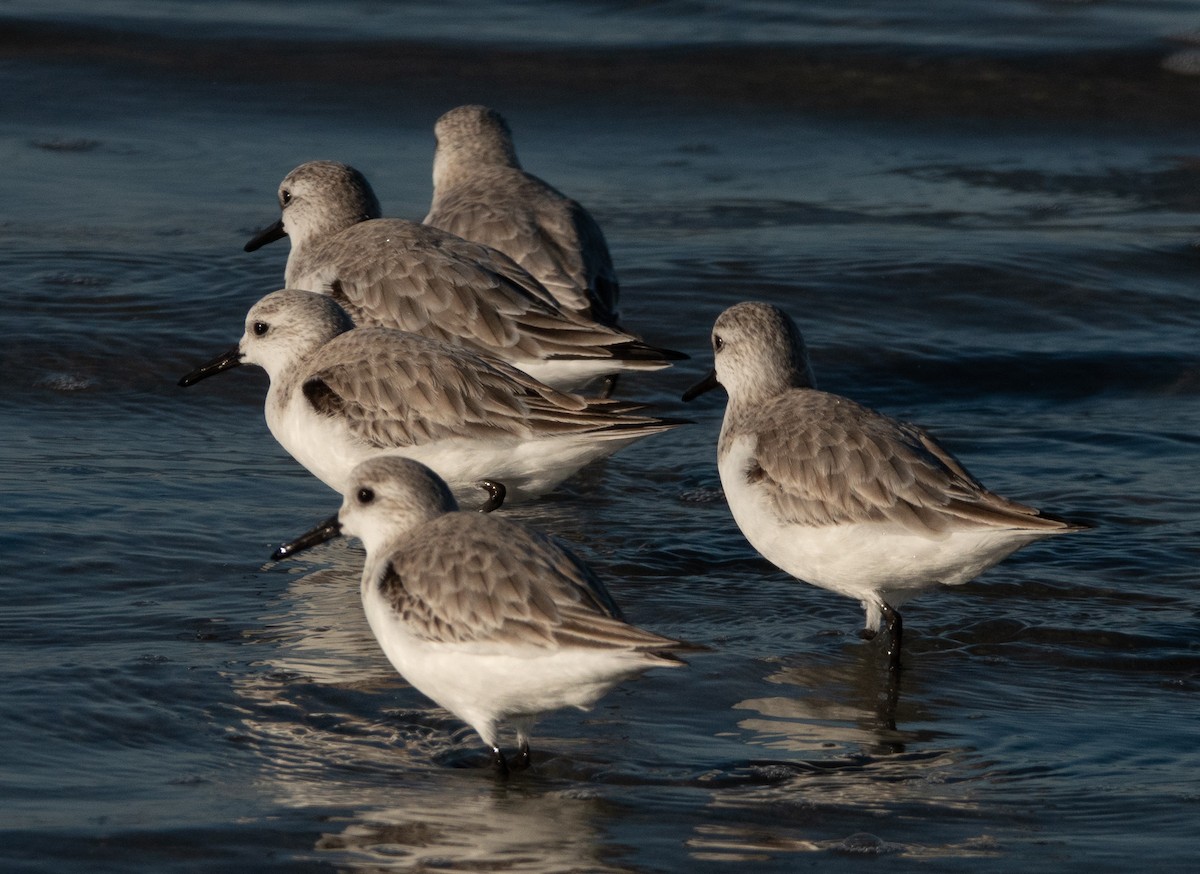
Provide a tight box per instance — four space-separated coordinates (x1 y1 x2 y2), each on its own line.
2 1 1199 871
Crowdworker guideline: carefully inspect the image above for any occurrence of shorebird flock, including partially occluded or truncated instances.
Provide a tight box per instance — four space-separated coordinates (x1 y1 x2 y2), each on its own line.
179 103 1085 774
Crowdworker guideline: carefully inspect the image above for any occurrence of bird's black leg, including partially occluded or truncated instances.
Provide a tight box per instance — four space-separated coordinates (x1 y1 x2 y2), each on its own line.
477 480 507 513
880 602 903 672
490 745 510 778
511 741 531 772
879 660 901 731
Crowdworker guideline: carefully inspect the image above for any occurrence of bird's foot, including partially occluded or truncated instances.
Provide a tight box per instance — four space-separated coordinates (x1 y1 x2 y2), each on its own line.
511 742 531 772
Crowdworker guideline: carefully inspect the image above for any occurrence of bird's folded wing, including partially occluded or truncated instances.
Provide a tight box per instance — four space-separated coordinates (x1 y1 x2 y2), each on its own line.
748 392 1067 534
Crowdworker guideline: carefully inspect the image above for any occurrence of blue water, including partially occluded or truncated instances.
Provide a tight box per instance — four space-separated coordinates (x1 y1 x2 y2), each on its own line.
2 1 1199 871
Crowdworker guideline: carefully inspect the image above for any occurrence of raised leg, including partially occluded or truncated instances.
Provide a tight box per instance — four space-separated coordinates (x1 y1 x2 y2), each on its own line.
477 480 507 513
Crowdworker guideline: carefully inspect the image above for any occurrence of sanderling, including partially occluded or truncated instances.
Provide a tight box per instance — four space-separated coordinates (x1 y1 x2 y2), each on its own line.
683 301 1087 671
424 104 620 327
179 290 686 502
273 455 686 774
244 160 684 392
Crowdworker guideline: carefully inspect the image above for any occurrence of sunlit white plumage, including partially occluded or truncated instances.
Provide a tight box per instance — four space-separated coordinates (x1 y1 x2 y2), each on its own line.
244 160 683 391
179 290 685 502
684 301 1086 668
277 456 685 772
424 104 620 326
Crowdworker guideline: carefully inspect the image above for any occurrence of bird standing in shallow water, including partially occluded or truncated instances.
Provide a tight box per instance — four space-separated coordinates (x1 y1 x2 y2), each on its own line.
274 456 687 775
683 301 1087 671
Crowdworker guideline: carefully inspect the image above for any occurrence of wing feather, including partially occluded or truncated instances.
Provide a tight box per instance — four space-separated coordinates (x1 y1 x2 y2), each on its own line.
426 168 619 322
301 327 683 448
738 390 1078 534
301 328 534 448
305 219 662 363
376 514 681 653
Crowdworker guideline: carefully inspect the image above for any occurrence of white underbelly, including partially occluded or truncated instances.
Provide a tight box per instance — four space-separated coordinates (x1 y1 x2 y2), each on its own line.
718 435 1037 603
267 392 642 502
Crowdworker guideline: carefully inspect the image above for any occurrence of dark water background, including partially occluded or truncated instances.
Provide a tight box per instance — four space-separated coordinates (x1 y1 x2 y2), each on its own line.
2 1 1200 871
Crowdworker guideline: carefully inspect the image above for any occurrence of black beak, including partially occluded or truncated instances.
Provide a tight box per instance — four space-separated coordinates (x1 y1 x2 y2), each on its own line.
271 514 342 561
681 368 720 402
178 347 244 387
244 218 286 253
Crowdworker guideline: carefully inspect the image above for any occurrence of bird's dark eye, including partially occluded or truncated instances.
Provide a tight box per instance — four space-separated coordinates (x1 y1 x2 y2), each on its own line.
357 487 375 504
253 321 269 336
280 189 292 207
713 334 725 352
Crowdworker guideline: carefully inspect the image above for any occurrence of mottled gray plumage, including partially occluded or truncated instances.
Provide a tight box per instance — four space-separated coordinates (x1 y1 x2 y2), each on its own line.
301 325 673 450
707 301 1076 536
425 104 620 325
686 301 1086 668
376 512 677 653
728 390 1076 535
249 160 681 391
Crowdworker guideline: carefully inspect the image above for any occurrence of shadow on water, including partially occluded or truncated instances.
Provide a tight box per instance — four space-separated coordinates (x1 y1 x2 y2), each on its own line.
230 555 1008 867
310 783 629 873
736 653 910 751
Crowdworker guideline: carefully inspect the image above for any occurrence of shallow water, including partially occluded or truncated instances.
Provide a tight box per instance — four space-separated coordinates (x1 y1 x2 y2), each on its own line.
2 1 1199 871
